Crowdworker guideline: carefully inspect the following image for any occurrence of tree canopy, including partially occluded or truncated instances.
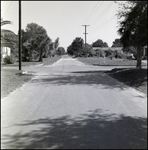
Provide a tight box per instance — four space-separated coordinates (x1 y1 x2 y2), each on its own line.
67 37 84 57
57 47 65 55
22 22 52 61
54 37 60 50
1 19 18 48
111 38 123 47
116 1 147 68
92 39 108 47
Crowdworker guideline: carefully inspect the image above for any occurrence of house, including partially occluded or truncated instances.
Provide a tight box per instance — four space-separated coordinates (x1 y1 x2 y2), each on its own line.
92 47 123 57
1 32 18 61
1 38 12 59
92 46 147 59
92 47 123 52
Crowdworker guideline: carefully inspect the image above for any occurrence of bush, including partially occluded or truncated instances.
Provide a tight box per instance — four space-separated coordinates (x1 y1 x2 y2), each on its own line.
88 49 96 57
3 55 15 64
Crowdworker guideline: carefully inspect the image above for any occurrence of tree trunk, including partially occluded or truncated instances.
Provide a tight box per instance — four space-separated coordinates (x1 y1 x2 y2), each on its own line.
38 49 43 62
136 46 143 69
104 56 106 64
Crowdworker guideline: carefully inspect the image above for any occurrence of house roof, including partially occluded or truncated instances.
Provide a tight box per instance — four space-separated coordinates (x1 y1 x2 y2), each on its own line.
92 47 123 51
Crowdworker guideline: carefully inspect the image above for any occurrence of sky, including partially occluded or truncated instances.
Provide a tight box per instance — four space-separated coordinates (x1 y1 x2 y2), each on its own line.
1 1 125 49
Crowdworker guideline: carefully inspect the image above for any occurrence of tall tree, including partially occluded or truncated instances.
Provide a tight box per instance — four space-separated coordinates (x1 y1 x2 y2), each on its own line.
54 37 60 50
42 37 52 58
22 23 51 61
67 45 74 55
111 38 123 47
117 1 147 68
67 37 85 56
57 47 65 55
72 37 84 57
1 19 18 61
92 39 108 47
1 19 18 47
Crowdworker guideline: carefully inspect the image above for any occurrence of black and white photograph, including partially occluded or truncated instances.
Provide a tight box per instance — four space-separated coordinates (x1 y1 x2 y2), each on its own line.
1 1 147 149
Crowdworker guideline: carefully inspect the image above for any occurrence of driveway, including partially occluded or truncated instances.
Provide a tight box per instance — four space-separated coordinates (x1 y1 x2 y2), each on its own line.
1 55 147 149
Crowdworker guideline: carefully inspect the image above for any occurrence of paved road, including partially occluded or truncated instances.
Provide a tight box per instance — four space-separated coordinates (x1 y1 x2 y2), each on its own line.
1 55 147 149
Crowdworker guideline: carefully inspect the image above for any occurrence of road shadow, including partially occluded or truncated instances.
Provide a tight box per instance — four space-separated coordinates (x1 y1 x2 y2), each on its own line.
105 68 147 87
30 70 128 90
1 109 147 149
105 68 147 94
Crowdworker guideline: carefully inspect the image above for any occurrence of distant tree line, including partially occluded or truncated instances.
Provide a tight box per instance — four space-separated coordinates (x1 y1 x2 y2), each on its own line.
67 38 110 57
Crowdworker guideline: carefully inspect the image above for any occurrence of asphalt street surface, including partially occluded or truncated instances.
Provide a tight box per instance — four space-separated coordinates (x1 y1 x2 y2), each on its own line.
1 55 147 149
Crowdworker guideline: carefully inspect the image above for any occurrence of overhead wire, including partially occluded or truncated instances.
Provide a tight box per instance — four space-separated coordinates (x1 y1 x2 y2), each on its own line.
89 2 114 29
73 2 115 42
83 1 103 24
77 2 114 38
2 1 14 18
76 1 103 37
89 15 116 35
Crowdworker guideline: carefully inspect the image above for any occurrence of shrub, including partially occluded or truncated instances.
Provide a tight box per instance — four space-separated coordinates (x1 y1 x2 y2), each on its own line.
88 49 96 57
3 55 15 64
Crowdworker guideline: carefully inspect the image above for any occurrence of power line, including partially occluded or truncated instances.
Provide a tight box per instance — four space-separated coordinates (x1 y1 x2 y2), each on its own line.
2 1 13 18
89 2 114 29
76 2 102 37
75 2 113 38
83 1 102 24
89 15 115 34
89 16 116 35
89 15 116 35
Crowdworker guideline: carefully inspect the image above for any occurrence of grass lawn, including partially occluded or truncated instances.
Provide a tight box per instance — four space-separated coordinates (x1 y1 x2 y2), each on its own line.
77 57 146 66
1 56 61 98
78 57 147 94
1 56 62 67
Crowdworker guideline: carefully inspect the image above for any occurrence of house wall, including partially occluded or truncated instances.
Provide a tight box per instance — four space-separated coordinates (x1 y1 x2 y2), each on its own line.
2 47 11 58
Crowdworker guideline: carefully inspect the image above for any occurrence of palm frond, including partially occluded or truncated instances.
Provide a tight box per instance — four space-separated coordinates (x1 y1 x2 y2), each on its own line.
1 20 12 26
1 29 17 40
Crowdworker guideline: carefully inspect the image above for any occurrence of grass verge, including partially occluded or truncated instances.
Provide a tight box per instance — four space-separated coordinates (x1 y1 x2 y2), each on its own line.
1 56 61 99
78 57 147 94
105 68 147 94
77 57 147 66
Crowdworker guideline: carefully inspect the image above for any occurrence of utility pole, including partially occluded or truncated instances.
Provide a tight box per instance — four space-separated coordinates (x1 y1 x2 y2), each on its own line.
82 25 89 57
19 0 22 70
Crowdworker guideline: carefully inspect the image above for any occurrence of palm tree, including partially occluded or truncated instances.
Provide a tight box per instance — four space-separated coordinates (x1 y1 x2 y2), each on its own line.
1 20 12 26
1 19 18 61
1 19 17 44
